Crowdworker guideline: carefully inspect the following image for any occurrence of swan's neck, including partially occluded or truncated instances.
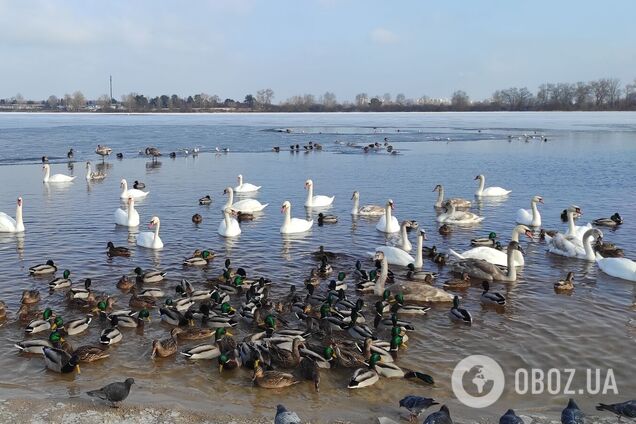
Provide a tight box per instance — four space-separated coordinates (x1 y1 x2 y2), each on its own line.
583 232 595 260
121 181 128 195
224 190 233 209
399 224 409 249
238 176 243 186
414 234 423 268
530 200 540 224
435 187 444 208
128 201 135 219
283 207 291 227
374 258 388 296
153 221 160 241
507 247 517 279
511 225 523 242
15 203 24 232
384 205 392 230
223 211 232 228
447 202 457 216
85 164 91 180
44 167 50 182
476 177 485 195
567 211 576 235
351 196 359 215
306 185 314 206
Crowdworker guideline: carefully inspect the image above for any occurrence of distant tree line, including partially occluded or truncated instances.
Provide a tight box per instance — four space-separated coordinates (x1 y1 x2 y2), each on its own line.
2 77 636 112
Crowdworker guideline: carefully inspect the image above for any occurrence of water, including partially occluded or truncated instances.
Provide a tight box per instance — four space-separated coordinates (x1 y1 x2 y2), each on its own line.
0 112 634 423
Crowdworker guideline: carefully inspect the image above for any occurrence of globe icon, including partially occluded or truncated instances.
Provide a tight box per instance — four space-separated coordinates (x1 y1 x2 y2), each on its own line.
452 355 505 408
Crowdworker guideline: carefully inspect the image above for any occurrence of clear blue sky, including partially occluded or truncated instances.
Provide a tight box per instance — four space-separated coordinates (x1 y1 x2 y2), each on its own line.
2 0 635 102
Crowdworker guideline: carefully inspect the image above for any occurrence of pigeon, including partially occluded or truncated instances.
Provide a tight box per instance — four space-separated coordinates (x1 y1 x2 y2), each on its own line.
87 378 135 407
424 404 453 424
596 400 636 418
499 409 524 424
398 395 438 422
561 399 585 424
275 404 301 424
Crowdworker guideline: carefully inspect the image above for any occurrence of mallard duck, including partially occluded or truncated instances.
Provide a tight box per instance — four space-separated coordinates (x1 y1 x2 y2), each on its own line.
151 328 181 358
159 307 192 326
107 242 131 258
593 213 623 227
21 290 41 305
218 352 241 372
299 357 321 391
237 211 255 222
554 272 575 292
405 263 437 282
49 270 72 290
480 282 506 306
252 359 299 388
183 250 214 266
594 240 624 258
58 316 92 335
69 278 92 300
360 337 394 363
393 294 430 315
449 296 472 323
317 213 338 225
136 287 165 298
134 267 166 284
539 229 558 240
199 195 212 205
133 180 145 189
14 337 54 354
100 316 123 345
348 354 380 389
164 297 195 313
318 256 333 277
42 347 80 374
329 343 366 368
438 224 452 236
192 213 203 224
181 343 221 360
29 260 57 276
73 344 110 362
311 245 337 260
177 324 214 340
471 232 497 246
116 275 134 291
111 309 150 328
25 308 56 334
0 300 6 320
267 338 304 368
129 290 156 310
328 272 347 291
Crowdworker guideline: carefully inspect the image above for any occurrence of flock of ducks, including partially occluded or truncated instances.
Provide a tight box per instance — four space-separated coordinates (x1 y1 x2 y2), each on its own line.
0 145 634 423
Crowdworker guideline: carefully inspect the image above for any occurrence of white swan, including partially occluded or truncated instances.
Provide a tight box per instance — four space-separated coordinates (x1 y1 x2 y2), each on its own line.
433 184 471 209
136 216 164 249
120 179 149 199
85 161 105 181
474 174 511 197
546 228 601 260
596 253 636 282
373 251 389 296
351 191 384 216
42 164 75 183
304 179 334 207
0 197 25 233
224 187 268 213
436 202 484 224
376 200 400 233
114 197 140 227
218 208 241 237
280 200 313 234
449 224 532 267
563 205 591 240
234 174 261 193
451 241 522 282
371 221 415 266
516 195 543 227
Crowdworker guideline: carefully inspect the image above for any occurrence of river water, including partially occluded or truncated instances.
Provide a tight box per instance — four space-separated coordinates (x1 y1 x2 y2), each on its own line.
0 112 634 423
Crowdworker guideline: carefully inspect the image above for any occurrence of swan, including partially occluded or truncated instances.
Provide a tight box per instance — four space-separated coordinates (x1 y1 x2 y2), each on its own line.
136 216 164 249
563 205 591 240
0 197 25 233
371 221 416 266
120 179 149 199
596 253 636 282
280 201 313 234
304 179 334 207
42 164 75 183
85 161 106 181
516 195 543 227
218 208 241 237
234 174 261 193
223 187 268 213
351 191 384 216
376 200 400 233
433 184 471 209
372 251 389 296
474 174 511 197
451 241 523 282
449 224 532 267
546 228 601 261
114 197 140 227
436 202 484 224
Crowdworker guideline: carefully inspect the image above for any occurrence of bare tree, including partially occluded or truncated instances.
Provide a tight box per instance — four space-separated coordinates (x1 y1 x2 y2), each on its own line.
69 91 86 111
256 88 274 105
395 93 406 105
451 90 470 109
47 95 59 109
354 93 368 107
382 93 392 104
321 92 337 108
97 94 111 110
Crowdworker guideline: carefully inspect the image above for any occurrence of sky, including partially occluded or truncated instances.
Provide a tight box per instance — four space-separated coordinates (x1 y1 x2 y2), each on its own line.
1 0 635 102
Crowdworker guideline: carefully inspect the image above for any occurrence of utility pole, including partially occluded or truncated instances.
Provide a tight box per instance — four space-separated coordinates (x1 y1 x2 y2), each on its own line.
109 75 113 103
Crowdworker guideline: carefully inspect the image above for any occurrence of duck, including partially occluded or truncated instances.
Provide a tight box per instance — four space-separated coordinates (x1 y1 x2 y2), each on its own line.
133 180 145 189
304 179 334 207
136 216 164 249
515 195 543 227
116 153 124 159
107 242 131 257
554 272 575 292
49 270 72 289
234 174 261 193
42 347 80 374
42 164 75 183
151 328 182 358
95 144 113 158
442 273 471 290
480 281 506 306
134 267 166 284
0 301 6 321
192 213 203 224
218 207 241 237
252 359 300 388
29 260 57 276
376 200 400 233
594 239 624 258
432 184 471 209
110 309 150 328
223 187 268 213
347 354 380 389
449 296 472 323
351 191 384 216
180 343 221 360
21 289 41 304
25 308 56 334
100 316 123 345
57 316 92 336
129 290 156 310
438 224 452 235
471 232 498 247
299 357 321 392
449 224 532 267
120 179 149 199
451 241 523 282
116 275 134 291
474 174 511 197
280 201 313 234
85 161 106 181
14 336 54 355
69 278 92 301
237 211 254 222
317 212 338 225
73 344 110 363
596 253 636 282
436 201 484 224
183 250 213 266
198 195 212 205
0 197 25 233
593 213 623 227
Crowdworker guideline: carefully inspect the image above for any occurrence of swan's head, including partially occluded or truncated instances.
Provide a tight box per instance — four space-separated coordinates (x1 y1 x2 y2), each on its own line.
568 205 582 215
281 200 291 213
85 161 91 169
17 197 22 207
120 179 127 188
387 199 394 209
149 216 160 227
223 207 236 217
432 184 442 192
518 225 533 239
419 229 427 240
127 196 134 206
507 241 524 254
374 251 385 261
351 191 359 200
474 174 484 181
237 174 243 183
304 179 313 189
223 187 233 195
533 195 544 204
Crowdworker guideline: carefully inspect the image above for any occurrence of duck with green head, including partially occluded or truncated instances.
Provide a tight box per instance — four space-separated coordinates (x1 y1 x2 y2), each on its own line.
25 308 55 334
42 346 80 374
471 231 497 247
348 353 380 389
29 259 57 276
49 270 72 290
134 267 166 284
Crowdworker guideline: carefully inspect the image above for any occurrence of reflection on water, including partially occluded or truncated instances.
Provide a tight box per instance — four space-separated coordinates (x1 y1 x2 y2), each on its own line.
0 113 634 423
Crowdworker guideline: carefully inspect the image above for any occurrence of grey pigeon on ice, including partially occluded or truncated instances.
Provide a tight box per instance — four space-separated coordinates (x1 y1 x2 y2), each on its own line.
596 400 636 418
499 409 524 424
398 395 438 421
87 378 135 407
275 404 301 424
424 404 453 424
561 399 585 424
